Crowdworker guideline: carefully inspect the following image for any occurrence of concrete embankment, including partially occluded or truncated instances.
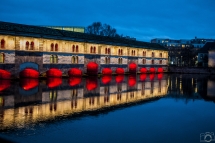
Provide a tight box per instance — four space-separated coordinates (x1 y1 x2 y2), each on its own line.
168 67 215 74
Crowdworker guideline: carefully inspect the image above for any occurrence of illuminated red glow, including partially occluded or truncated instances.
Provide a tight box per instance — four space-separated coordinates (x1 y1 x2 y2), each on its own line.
157 73 163 80
20 79 39 90
102 75 112 84
140 74 147 81
0 80 10 91
115 68 124 75
20 68 39 78
46 68 62 77
115 75 124 83
129 63 137 73
47 78 62 88
0 69 11 79
86 78 97 91
68 77 82 86
150 74 155 80
140 68 147 73
87 62 98 75
102 68 112 75
157 67 163 73
149 68 156 73
128 75 136 87
68 68 82 77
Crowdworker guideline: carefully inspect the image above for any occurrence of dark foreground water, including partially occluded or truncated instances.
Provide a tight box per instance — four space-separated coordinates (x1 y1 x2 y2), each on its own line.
0 74 214 143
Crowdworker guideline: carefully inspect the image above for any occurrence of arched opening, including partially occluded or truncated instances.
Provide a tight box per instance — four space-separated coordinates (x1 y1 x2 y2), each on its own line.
54 55 58 63
102 68 112 75
55 43 58 51
152 52 154 57
115 75 124 83
30 41 34 50
140 74 147 81
157 67 163 73
159 60 162 64
46 78 62 88
0 69 11 79
86 77 97 91
69 77 82 86
26 41 29 50
94 47 96 53
152 59 154 65
76 56 78 64
51 43 54 51
68 68 82 77
1 39 5 48
115 68 124 74
149 67 155 73
108 48 110 54
121 49 123 55
102 75 112 85
0 79 10 91
160 53 162 57
76 45 79 52
72 45 75 52
143 58 146 64
143 51 146 56
20 68 39 78
90 46 93 53
129 62 137 73
157 73 163 80
128 75 136 87
105 48 107 54
87 62 98 75
20 78 39 90
118 49 120 55
105 57 108 64
50 55 54 63
46 68 62 77
0 53 5 63
140 67 147 73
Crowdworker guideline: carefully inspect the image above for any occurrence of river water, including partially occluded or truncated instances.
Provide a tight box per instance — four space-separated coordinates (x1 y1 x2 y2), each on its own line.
0 74 214 143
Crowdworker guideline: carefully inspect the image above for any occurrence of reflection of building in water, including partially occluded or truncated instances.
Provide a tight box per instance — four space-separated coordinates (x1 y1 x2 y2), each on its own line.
0 74 168 129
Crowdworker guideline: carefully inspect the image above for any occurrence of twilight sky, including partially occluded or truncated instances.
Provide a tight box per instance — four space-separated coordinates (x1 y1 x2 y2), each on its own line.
0 0 215 42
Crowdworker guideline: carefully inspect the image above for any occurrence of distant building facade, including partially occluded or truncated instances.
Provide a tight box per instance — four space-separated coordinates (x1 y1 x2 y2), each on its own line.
208 42 215 67
45 26 85 33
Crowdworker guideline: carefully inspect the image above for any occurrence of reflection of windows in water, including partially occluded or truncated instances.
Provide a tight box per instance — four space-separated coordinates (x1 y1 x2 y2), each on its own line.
104 87 109 94
150 82 154 94
158 81 161 93
89 97 94 105
71 100 77 109
104 96 109 103
130 92 134 98
0 97 4 107
50 103 57 111
25 107 33 114
117 94 121 101
49 90 57 101
117 85 122 92
141 83 145 96
71 89 78 98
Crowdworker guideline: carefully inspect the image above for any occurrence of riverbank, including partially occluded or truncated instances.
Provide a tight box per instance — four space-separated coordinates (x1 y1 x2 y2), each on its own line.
168 67 215 74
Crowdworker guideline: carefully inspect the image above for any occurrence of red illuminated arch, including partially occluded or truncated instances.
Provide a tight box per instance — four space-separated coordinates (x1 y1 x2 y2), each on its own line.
157 73 163 80
46 68 62 77
102 68 112 75
128 75 136 87
140 67 147 73
86 78 97 91
87 62 98 75
115 75 124 83
149 67 155 73
157 67 163 73
0 80 10 91
20 68 39 78
0 69 11 79
129 63 137 73
102 75 112 84
20 79 39 90
140 74 147 81
115 68 124 75
68 68 82 77
46 78 62 88
68 77 82 86
149 74 155 80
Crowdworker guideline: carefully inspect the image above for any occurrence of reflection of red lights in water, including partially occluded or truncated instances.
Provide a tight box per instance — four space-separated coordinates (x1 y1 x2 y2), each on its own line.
87 62 98 75
128 75 136 87
157 73 163 80
0 69 11 79
86 78 97 91
115 68 124 74
150 74 155 80
68 68 82 77
129 63 136 72
140 74 147 81
150 68 155 73
47 78 62 88
46 68 62 77
68 77 82 86
102 75 112 84
0 80 10 91
115 75 124 83
157 67 163 73
20 79 39 90
140 68 147 73
20 68 39 78
102 68 112 75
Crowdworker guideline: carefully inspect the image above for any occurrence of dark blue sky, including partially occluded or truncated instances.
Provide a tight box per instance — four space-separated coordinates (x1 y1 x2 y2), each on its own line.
0 0 215 41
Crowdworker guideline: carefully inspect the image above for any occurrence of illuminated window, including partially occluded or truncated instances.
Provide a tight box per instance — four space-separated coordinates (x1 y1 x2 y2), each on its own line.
51 43 54 51
55 43 58 51
26 41 29 50
0 53 5 63
1 39 5 48
143 58 146 64
30 41 34 50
